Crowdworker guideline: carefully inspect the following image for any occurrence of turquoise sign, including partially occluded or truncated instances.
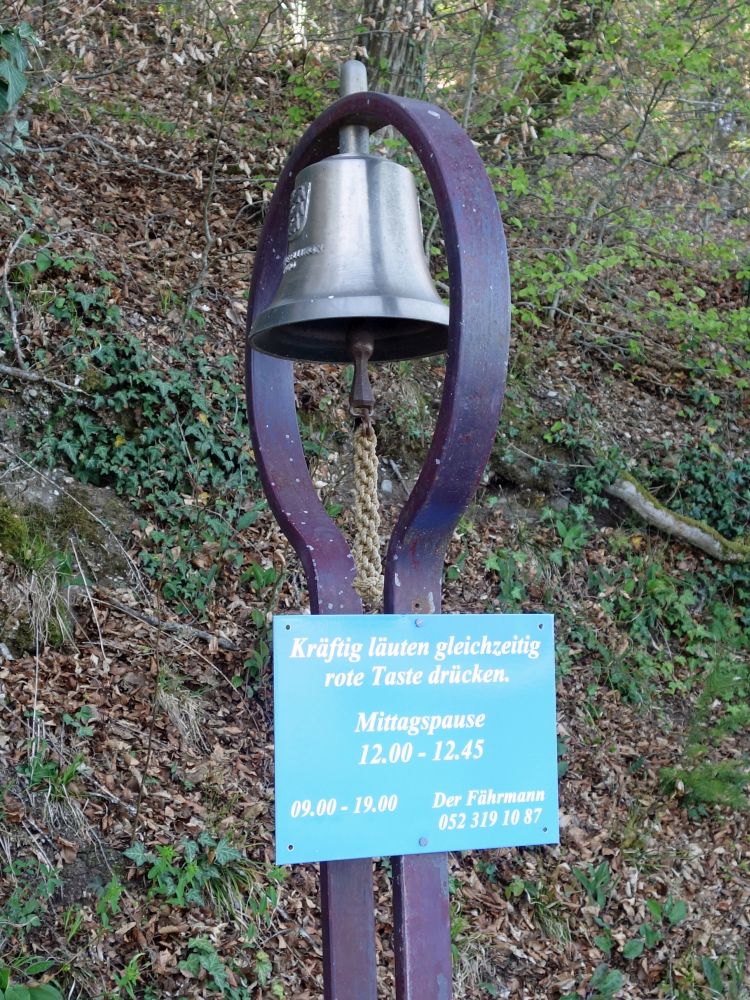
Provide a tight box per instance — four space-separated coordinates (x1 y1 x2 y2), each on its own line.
273 614 559 864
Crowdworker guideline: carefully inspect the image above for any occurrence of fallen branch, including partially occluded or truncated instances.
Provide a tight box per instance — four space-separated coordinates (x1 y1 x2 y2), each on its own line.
0 363 87 394
605 474 750 563
100 596 239 651
1 230 28 369
496 443 749 563
86 788 137 817
31 133 197 183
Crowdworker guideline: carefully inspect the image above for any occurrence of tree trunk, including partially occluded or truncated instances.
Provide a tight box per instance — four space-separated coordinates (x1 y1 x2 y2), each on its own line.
360 0 434 97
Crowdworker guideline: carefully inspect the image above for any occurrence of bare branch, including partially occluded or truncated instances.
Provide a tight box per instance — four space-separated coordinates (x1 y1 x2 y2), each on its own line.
0 362 87 394
1 229 28 369
606 476 750 563
99 596 240 651
30 133 196 182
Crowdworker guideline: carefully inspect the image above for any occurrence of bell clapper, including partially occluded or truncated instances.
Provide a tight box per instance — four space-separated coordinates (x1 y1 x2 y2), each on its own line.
348 329 375 422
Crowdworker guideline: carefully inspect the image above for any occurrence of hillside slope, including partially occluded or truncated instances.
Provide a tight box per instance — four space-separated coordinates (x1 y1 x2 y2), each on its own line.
0 4 748 998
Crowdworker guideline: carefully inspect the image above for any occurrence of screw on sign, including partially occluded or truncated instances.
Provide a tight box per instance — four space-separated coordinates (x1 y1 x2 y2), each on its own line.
245 60 509 1000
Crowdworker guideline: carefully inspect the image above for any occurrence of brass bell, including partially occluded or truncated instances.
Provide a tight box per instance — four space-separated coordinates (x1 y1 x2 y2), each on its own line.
248 61 449 365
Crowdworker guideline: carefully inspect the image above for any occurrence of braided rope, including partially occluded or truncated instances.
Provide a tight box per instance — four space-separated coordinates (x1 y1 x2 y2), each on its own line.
352 420 383 605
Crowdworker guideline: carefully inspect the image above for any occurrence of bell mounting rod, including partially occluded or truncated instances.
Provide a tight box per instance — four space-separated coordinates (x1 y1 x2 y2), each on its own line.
339 60 369 155
340 61 374 416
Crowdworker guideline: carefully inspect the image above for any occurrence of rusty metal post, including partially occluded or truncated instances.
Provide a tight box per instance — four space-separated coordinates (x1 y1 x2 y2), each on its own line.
246 87 509 1000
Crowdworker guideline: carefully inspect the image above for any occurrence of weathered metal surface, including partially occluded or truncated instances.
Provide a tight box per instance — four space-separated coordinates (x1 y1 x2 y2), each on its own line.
392 853 452 1000
246 86 509 1000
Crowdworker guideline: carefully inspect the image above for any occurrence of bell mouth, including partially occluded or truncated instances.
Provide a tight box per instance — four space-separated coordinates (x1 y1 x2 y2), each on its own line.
249 300 449 363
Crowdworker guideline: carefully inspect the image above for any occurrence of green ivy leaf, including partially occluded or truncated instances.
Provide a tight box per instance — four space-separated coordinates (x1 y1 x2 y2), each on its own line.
666 899 687 925
34 250 53 273
214 839 242 865
623 938 644 959
0 59 27 112
0 30 28 69
123 842 148 866
594 933 613 955
16 22 37 43
255 950 272 987
182 838 199 863
589 964 623 992
199 950 227 989
237 509 258 530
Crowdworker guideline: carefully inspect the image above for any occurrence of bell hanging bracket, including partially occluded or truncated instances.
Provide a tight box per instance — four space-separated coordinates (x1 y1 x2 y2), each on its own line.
245 61 510 1000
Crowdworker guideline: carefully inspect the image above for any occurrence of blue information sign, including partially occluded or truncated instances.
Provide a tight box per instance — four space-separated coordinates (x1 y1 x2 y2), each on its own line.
273 614 559 864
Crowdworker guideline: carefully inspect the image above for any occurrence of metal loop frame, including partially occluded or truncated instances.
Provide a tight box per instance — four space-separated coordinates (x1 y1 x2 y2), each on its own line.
246 90 510 1000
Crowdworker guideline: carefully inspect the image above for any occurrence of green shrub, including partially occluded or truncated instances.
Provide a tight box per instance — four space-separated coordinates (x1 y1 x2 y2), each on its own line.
28 325 260 614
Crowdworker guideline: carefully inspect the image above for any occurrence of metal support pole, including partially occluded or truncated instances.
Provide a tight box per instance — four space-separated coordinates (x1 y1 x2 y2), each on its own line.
246 350 377 1000
246 75 510 1000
